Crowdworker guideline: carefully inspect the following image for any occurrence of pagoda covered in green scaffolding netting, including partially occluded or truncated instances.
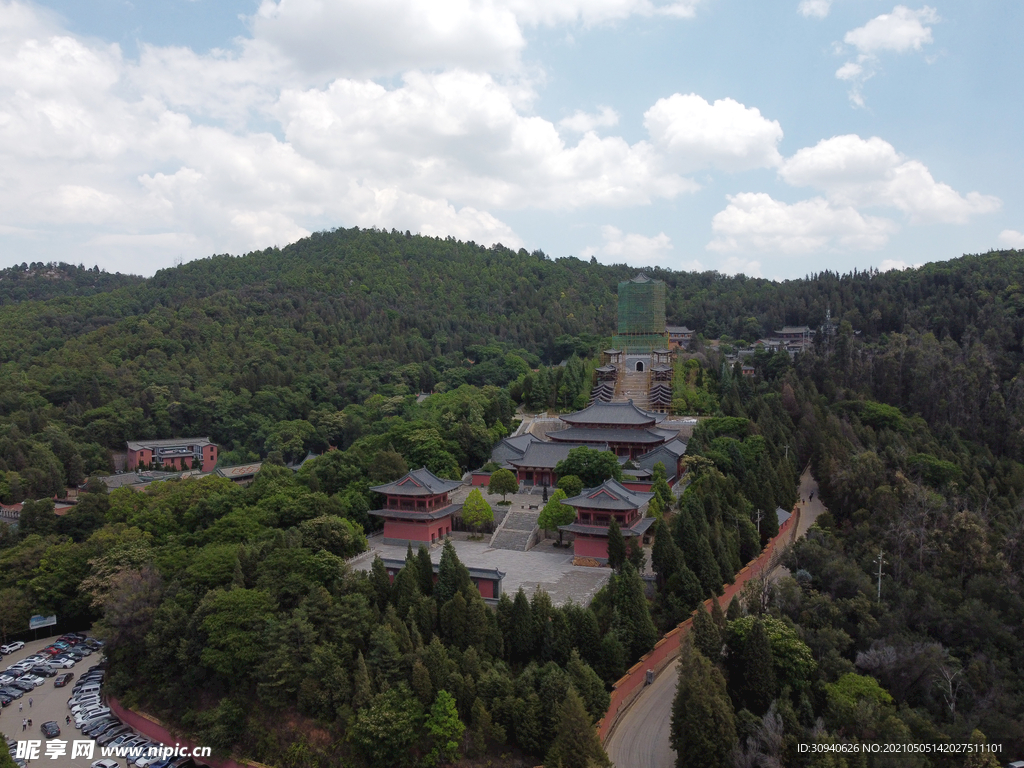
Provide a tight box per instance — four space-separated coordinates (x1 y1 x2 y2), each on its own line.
611 274 669 352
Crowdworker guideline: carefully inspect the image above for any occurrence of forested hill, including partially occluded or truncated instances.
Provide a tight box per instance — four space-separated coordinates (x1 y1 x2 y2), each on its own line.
2 227 1024 495
0 261 144 305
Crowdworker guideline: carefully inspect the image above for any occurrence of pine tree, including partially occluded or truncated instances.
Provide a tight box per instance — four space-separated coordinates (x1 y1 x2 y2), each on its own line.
435 539 472 604
741 618 777 715
412 659 433 705
544 687 612 768
612 562 659 660
416 545 435 596
352 651 373 709
651 518 680 587
566 650 610 722
671 640 737 768
509 588 535 663
595 631 627 685
691 602 722 663
607 518 626 570
726 597 742 621
710 595 728 632
369 556 392 611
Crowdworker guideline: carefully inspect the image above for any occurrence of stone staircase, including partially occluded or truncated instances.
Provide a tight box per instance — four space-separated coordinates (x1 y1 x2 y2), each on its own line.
489 509 539 551
615 369 651 410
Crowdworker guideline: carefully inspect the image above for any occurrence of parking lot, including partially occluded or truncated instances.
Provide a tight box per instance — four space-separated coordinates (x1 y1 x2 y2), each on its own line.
1 635 115 767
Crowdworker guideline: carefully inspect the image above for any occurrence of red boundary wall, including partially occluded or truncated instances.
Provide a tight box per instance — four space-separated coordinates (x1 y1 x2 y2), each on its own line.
107 697 271 768
597 507 800 743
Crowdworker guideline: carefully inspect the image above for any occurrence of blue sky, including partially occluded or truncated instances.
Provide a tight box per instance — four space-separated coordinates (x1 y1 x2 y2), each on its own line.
0 0 1020 278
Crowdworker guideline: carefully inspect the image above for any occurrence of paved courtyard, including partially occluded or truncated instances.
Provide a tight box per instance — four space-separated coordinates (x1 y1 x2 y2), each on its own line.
350 537 612 605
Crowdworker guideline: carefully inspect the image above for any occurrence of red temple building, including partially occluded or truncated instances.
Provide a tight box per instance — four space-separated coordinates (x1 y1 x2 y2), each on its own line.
369 468 462 547
548 400 677 460
558 479 655 562
126 438 218 472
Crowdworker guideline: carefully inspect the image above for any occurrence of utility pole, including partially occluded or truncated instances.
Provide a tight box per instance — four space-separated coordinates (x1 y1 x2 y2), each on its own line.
755 508 764 536
874 550 886 604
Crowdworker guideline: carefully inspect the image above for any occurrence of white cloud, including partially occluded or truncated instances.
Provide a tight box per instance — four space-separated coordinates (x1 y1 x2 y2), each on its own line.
558 106 619 133
582 225 689 268
719 256 763 277
1 2 745 271
844 5 938 54
999 230 1024 249
877 259 921 271
644 93 783 173
836 6 939 106
708 192 897 253
798 0 831 19
251 0 704 78
779 135 1001 223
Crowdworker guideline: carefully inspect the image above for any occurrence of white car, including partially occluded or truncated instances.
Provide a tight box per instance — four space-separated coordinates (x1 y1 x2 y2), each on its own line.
91 760 120 768
15 674 45 687
0 674 14 685
50 657 76 669
0 642 24 654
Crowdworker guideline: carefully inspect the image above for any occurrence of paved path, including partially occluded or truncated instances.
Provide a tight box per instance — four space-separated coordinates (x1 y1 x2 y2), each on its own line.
605 467 826 768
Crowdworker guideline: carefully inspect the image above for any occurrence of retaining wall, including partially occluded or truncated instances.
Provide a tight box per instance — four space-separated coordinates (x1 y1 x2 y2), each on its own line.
597 507 799 743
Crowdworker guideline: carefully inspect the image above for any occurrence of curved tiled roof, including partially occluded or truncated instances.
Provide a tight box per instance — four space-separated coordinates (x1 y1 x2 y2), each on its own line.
549 427 667 445
560 400 665 426
561 479 656 510
370 467 463 496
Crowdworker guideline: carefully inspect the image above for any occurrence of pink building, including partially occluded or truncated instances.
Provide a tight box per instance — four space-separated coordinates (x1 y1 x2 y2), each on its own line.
126 438 218 472
558 479 656 563
369 468 462 547
380 558 505 602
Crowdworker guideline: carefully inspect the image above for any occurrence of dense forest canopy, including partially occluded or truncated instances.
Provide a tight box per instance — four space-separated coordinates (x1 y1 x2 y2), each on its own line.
1 230 1023 766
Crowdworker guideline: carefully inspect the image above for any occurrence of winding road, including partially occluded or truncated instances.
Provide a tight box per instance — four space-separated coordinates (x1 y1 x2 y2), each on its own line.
604 468 826 768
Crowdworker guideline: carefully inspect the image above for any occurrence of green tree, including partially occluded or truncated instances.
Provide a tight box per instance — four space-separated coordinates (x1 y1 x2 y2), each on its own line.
671 640 737 768
488 468 519 502
612 562 658 660
198 588 277 681
349 687 422 768
424 689 466 767
555 447 623 487
461 488 494 533
566 650 610 722
740 618 777 714
556 474 583 498
538 489 575 545
416 545 435 596
691 602 722 663
435 539 472 604
544 686 612 768
606 518 626 570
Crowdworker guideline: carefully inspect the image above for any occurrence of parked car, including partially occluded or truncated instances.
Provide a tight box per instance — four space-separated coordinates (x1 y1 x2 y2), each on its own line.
16 674 45 687
84 721 120 739
0 694 12 707
30 665 57 678
0 642 24 654
40 721 60 739
53 672 74 687
92 760 121 768
0 686 24 699
10 680 36 692
93 723 129 743
97 725 134 746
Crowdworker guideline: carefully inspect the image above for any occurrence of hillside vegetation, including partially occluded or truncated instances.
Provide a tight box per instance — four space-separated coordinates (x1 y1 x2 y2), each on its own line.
1 232 1023 766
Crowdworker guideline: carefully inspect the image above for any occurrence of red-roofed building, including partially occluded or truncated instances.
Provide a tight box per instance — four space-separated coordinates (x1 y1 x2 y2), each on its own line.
369 468 463 547
558 479 656 562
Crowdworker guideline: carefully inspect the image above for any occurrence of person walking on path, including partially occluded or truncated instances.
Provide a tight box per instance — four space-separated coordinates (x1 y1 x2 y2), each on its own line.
22 718 27 731
28 697 32 708
19 702 22 712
